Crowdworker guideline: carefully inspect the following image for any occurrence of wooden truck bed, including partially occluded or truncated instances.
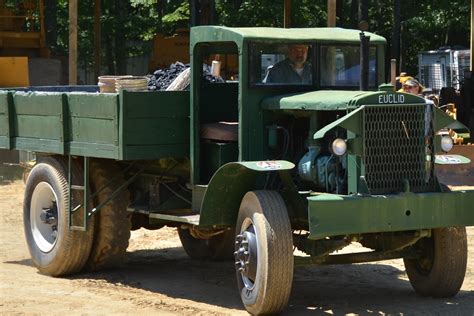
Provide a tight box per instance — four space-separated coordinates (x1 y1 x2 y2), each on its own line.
0 88 190 160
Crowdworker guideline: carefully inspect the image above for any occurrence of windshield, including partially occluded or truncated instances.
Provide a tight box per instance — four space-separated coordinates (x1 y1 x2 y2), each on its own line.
320 45 377 87
249 43 314 86
249 42 378 88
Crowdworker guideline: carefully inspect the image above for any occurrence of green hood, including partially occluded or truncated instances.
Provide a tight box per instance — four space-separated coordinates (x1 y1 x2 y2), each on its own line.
261 90 427 112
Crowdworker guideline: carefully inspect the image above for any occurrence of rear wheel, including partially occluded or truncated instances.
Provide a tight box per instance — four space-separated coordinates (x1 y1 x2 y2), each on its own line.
23 157 94 276
234 191 293 315
86 159 131 271
404 226 467 297
178 226 235 260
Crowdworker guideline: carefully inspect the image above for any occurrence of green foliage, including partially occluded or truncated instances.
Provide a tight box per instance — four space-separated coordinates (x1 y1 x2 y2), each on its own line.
400 0 471 75
162 2 189 31
43 0 470 81
217 0 283 27
291 0 327 27
130 0 158 6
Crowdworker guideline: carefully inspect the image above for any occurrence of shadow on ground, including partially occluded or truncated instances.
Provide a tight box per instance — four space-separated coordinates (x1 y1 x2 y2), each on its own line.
8 245 465 315
0 165 23 185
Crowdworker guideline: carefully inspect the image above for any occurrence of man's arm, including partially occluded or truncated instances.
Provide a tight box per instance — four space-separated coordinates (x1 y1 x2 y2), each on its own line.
265 63 285 84
265 66 278 83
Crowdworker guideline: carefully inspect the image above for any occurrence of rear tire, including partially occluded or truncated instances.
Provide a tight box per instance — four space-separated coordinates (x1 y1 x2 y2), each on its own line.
178 226 235 260
23 157 94 276
234 191 294 315
86 159 131 271
404 226 467 297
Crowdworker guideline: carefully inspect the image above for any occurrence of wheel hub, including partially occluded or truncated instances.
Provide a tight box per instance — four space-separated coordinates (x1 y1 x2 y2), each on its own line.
40 204 58 225
30 182 60 253
234 228 257 284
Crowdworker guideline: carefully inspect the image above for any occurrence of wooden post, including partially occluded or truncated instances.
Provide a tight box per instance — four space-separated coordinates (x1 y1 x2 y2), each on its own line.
94 0 101 82
190 0 198 26
391 0 401 73
69 0 78 85
39 0 46 48
327 0 336 27
284 0 291 28
471 0 473 71
358 0 368 27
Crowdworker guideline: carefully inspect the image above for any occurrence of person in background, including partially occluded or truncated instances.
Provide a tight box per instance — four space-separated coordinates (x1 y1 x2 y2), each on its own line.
402 78 423 95
396 72 413 90
265 44 312 84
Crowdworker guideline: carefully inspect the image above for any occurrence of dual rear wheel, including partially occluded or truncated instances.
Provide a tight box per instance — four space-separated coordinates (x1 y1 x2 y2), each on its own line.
23 157 130 276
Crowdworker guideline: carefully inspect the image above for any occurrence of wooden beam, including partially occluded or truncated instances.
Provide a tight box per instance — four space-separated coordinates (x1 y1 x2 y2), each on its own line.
94 0 101 82
284 0 291 28
69 0 78 85
39 0 46 47
471 0 473 71
391 0 401 72
327 0 336 27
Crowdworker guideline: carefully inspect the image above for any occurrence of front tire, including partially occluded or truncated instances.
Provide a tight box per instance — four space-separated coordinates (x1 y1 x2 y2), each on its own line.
23 157 94 276
234 191 294 315
404 226 467 297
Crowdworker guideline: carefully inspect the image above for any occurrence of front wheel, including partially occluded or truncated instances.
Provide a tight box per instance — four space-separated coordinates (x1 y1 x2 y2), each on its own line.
404 226 467 297
234 191 294 315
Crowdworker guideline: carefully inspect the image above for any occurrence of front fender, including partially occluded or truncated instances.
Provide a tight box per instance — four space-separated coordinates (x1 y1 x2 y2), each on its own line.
198 160 294 227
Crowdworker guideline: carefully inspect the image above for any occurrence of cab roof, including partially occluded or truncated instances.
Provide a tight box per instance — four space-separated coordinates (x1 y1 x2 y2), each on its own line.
190 26 386 48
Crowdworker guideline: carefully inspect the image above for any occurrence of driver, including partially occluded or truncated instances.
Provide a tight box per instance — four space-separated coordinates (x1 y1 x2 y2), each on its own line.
265 44 312 84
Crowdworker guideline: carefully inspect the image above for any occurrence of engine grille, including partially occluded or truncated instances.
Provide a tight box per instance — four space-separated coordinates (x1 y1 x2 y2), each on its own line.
363 105 436 194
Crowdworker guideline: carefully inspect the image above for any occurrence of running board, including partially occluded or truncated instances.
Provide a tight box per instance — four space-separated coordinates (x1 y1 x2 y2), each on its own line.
127 207 200 225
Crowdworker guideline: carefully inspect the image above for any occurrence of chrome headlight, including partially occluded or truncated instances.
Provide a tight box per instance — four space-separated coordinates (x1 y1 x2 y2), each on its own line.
441 136 454 152
331 138 347 156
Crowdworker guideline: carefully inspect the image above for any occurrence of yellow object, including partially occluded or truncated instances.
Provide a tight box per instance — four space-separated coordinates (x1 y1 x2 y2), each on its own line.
397 73 414 85
149 29 190 70
0 57 29 87
396 74 425 93
446 103 457 120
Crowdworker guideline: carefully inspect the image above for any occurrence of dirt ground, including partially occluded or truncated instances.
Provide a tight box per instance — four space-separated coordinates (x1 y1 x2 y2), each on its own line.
1 180 473 315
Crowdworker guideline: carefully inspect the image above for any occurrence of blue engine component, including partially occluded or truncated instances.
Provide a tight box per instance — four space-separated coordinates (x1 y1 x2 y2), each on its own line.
298 146 345 193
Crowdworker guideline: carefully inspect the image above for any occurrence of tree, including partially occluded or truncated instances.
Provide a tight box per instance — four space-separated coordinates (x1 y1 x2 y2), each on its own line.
40 0 470 82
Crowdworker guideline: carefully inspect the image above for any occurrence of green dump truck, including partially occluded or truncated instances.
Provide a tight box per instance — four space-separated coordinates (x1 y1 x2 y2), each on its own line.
1 26 473 315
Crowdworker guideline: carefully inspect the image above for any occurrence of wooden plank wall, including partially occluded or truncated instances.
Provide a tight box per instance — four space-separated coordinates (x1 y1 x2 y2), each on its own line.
0 91 120 159
0 90 192 161
121 90 190 160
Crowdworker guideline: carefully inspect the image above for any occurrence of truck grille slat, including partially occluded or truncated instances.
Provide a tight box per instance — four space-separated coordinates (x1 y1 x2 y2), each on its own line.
363 105 436 194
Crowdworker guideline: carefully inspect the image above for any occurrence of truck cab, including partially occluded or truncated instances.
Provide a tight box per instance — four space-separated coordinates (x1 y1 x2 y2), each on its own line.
190 26 386 185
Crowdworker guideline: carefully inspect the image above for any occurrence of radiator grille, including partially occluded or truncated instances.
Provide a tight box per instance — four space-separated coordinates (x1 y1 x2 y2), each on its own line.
363 105 436 194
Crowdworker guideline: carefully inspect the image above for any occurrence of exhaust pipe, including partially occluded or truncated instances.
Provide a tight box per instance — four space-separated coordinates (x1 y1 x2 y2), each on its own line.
359 31 370 91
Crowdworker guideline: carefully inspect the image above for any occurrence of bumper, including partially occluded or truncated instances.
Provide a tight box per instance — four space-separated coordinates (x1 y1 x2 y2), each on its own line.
307 190 474 240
